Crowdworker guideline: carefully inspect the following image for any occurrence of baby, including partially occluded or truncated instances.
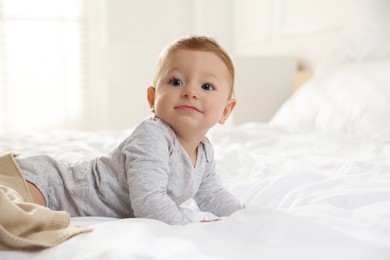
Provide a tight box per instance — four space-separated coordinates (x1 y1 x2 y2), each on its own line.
8 35 243 225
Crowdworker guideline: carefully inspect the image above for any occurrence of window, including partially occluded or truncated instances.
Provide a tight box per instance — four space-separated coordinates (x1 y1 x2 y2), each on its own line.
0 0 86 134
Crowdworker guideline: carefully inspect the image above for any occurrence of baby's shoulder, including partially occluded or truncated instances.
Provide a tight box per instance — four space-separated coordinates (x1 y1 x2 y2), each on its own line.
125 117 176 144
135 117 173 135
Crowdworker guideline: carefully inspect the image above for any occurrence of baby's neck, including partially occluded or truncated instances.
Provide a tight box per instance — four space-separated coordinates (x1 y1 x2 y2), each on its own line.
172 125 208 167
177 137 199 167
176 132 206 167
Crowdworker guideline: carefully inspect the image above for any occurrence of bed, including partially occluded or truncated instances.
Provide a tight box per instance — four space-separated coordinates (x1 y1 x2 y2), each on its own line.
1 1 390 259
1 118 389 259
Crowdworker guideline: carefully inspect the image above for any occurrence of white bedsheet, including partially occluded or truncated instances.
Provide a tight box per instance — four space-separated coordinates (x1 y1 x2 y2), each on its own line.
1 123 390 260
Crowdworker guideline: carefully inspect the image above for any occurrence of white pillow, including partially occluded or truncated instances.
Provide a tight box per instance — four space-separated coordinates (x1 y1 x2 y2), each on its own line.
317 0 390 72
270 61 390 143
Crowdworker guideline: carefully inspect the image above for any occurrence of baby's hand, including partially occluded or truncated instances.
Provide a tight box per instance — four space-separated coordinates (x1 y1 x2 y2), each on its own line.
200 218 221 222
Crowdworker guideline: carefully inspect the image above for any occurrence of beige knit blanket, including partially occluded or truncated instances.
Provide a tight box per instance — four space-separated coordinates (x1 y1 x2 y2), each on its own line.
0 152 92 250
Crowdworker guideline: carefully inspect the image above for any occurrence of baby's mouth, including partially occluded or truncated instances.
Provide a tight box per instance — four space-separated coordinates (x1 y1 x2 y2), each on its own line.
174 105 202 113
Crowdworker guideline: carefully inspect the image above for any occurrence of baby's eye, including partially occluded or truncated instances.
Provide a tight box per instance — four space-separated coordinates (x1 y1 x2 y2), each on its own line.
169 78 183 87
201 83 215 91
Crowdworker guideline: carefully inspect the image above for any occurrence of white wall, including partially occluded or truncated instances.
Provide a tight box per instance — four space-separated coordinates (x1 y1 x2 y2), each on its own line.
232 0 364 69
85 0 234 130
84 0 365 130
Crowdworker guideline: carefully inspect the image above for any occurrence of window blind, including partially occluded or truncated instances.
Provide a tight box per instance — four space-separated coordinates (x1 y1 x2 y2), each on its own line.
0 0 86 134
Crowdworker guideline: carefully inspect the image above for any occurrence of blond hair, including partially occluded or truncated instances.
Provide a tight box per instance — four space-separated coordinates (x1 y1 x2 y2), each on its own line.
152 35 235 98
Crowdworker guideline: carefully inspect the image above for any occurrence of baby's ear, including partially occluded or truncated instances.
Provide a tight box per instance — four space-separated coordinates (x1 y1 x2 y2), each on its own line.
218 98 236 124
147 86 156 111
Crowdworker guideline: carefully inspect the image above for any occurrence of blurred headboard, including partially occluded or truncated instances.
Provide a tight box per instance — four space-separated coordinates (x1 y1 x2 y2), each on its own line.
294 70 312 90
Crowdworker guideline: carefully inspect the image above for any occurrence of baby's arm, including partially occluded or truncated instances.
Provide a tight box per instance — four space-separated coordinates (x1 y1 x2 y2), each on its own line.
194 172 242 217
194 146 243 217
122 123 190 225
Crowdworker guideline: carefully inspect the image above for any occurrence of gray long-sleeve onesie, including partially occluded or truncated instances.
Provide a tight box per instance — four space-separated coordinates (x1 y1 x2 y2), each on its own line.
16 116 242 224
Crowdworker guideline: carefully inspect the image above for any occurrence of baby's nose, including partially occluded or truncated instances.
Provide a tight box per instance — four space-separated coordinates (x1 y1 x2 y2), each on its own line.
182 85 198 99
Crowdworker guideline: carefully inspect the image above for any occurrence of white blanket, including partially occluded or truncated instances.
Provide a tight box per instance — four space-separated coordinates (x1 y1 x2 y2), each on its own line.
1 123 389 259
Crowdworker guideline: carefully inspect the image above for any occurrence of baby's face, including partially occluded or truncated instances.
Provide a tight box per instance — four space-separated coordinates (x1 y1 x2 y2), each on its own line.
148 50 235 136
